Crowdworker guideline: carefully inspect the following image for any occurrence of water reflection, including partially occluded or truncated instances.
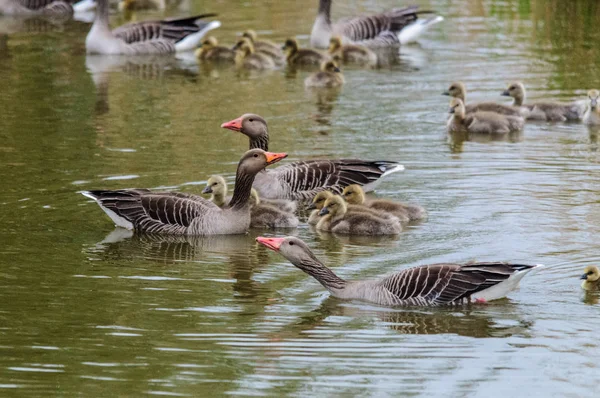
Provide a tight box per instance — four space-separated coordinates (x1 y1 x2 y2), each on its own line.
447 130 525 153
307 87 341 128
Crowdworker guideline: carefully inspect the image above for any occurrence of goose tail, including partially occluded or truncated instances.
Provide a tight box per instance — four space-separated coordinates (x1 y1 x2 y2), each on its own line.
175 20 221 52
398 15 444 45
472 263 543 302
362 161 404 192
73 0 97 13
81 190 135 230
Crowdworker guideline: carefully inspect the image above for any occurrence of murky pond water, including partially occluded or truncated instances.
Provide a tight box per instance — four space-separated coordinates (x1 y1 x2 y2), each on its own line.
1 0 600 396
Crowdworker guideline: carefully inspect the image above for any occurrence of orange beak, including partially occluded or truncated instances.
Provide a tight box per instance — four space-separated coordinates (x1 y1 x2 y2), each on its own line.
264 151 287 165
221 117 243 132
256 236 285 251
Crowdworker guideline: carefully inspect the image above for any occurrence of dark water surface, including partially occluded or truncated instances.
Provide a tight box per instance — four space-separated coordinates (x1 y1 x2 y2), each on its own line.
1 0 600 396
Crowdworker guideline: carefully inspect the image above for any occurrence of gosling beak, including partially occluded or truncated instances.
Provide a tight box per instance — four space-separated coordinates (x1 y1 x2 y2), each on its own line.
442 90 450 96
256 236 285 251
221 117 243 132
501 90 510 96
448 106 455 114
264 151 288 165
318 207 329 216
591 98 598 107
201 186 212 194
307 203 317 210
281 44 287 50
333 66 341 73
581 274 588 280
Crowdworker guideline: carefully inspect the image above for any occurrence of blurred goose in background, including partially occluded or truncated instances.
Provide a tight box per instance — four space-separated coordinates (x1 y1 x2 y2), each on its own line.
249 189 299 229
282 37 328 66
328 36 377 66
1 0 73 17
257 236 542 306
304 60 344 88
501 82 586 122
447 98 525 135
85 0 220 55
583 90 600 125
221 113 404 200
81 149 287 235
581 265 600 291
342 184 425 222
443 82 525 117
240 29 284 64
316 195 402 235
195 36 235 62
234 37 275 69
118 0 167 11
310 0 443 49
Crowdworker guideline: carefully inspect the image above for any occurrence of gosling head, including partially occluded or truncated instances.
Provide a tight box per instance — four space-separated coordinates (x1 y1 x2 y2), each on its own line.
341 184 366 205
319 195 347 217
588 89 599 109
321 60 341 73
328 36 343 53
448 98 466 118
242 29 258 43
249 188 261 206
442 82 467 102
118 0 136 12
202 175 227 196
581 265 600 282
307 190 334 210
199 36 219 51
234 37 255 57
501 82 526 102
282 38 299 55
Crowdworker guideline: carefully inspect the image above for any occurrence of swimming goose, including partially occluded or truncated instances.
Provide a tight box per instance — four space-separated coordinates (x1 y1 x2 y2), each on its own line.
0 0 73 17
443 82 525 117
310 0 442 49
118 0 165 12
307 190 398 225
234 37 275 69
240 29 284 63
583 90 600 125
328 36 377 66
249 189 299 229
86 0 220 55
257 236 542 306
581 265 600 291
221 113 404 200
195 36 235 62
342 184 425 222
501 82 585 122
317 195 402 235
447 98 525 134
304 60 345 88
282 37 328 66
203 174 297 213
81 149 287 235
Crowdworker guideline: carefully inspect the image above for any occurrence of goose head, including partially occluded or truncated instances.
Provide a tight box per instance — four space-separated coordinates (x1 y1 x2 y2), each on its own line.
581 265 600 282
328 36 343 54
321 60 341 73
319 195 347 217
256 236 321 269
221 113 268 138
443 82 467 102
202 175 227 195
502 82 526 104
238 149 287 175
242 29 258 43
588 89 600 110
449 98 466 119
282 38 299 55
342 184 366 205
307 190 334 210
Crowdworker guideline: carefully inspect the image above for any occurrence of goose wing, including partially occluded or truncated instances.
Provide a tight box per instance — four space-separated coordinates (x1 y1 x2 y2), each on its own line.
380 262 535 305
335 6 421 42
16 0 65 10
269 159 402 200
113 13 217 44
84 189 219 234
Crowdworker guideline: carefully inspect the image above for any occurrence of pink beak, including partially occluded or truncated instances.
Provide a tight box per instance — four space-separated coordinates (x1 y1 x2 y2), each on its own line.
256 236 285 251
221 116 243 132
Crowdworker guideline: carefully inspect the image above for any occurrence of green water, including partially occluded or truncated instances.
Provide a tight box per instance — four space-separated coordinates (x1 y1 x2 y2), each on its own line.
1 0 599 396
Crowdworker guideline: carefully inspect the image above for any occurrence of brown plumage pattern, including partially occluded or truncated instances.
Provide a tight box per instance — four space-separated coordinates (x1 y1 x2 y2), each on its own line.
443 81 525 117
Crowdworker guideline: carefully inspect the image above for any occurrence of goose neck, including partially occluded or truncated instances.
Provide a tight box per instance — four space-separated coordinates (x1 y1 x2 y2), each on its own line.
229 168 256 209
318 0 332 23
95 0 110 24
296 256 347 291
249 135 269 151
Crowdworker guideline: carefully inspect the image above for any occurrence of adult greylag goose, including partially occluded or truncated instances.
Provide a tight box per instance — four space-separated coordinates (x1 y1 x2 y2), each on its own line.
316 195 402 235
342 184 425 222
583 90 600 125
328 36 377 66
240 29 284 64
249 189 299 229
581 265 600 291
85 0 220 55
447 98 525 135
310 0 442 49
307 190 399 225
282 37 328 66
257 236 542 306
0 0 73 17
195 36 235 62
221 113 404 200
81 149 287 235
501 82 586 122
202 174 296 213
443 82 525 117
234 37 275 70
304 60 345 88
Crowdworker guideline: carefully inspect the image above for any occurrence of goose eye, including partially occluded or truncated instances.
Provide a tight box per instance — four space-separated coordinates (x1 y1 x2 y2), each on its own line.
289 241 294 246
249 119 254 122
253 154 258 158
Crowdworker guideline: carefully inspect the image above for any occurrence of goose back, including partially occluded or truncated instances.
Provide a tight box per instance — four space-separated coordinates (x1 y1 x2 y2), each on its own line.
0 0 73 16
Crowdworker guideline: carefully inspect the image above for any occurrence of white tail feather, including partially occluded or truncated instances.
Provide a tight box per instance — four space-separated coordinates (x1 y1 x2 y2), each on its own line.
81 191 134 230
175 20 221 53
473 264 543 302
399 16 444 45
